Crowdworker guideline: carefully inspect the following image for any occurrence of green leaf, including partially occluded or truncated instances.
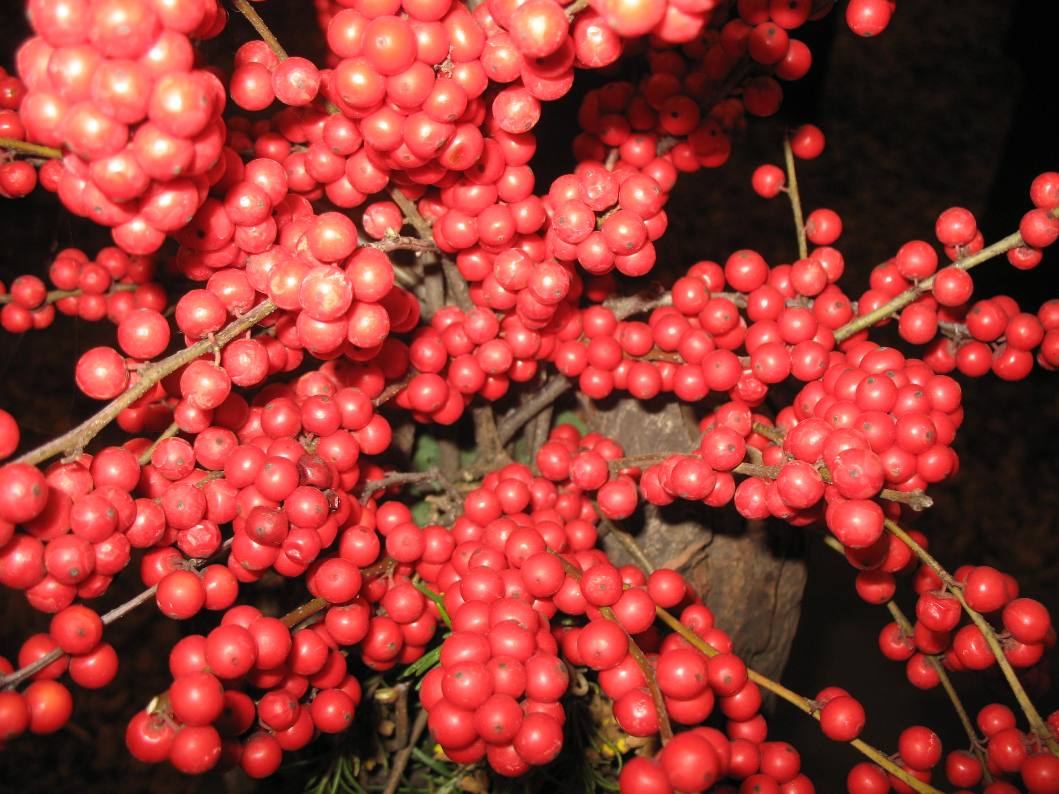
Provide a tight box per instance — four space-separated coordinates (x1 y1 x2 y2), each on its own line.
553 410 586 434
413 433 440 471
411 500 433 525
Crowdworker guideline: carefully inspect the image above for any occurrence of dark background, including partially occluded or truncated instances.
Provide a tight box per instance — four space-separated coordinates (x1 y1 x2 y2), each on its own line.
2 2 1059 791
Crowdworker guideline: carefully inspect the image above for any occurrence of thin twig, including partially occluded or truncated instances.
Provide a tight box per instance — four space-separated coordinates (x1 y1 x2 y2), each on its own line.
0 137 62 159
0 283 136 306
138 422 180 465
231 0 289 59
783 134 808 260
598 515 656 574
550 552 672 743
370 235 440 254
564 0 589 18
528 404 553 458
359 469 443 504
0 536 235 691
884 519 1059 756
497 377 572 446
606 451 934 511
472 406 506 462
381 708 428 794
374 372 415 407
604 287 673 322
387 186 432 239
440 257 472 312
652 607 944 794
16 300 277 466
280 596 329 628
833 206 1059 342
885 600 993 781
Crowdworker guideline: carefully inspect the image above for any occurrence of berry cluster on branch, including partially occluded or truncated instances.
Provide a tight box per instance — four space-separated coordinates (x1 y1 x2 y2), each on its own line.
1 0 1058 793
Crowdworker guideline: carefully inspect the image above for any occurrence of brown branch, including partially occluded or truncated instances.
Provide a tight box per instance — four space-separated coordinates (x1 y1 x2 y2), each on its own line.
472 406 506 462
387 186 432 240
138 422 180 465
885 599 992 781
597 515 656 574
440 257 472 312
360 556 397 581
528 403 553 458
359 468 443 504
783 133 808 261
390 683 410 752
564 0 589 18
818 532 992 779
549 552 672 743
16 300 277 466
604 287 673 321
422 268 444 318
833 206 1059 342
374 372 415 407
497 377 572 446
381 708 428 794
231 0 289 59
280 596 329 629
751 421 785 445
606 450 933 511
370 235 439 255
884 519 1059 756
0 535 235 691
653 606 943 793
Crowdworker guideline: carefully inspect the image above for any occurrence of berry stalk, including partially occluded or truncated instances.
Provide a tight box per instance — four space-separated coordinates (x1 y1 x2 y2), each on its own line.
550 550 674 744
230 0 289 61
15 299 277 466
884 518 1059 756
0 137 61 159
783 134 809 261
834 206 1059 342
652 606 944 794
0 534 236 692
884 599 993 782
0 283 136 306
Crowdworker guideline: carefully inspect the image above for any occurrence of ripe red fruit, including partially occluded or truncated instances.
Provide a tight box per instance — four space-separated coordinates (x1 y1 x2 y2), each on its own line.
660 731 721 791
169 671 225 726
898 725 943 771
168 725 222 774
75 346 128 399
0 462 49 523
155 570 206 620
310 688 355 733
845 0 893 36
23 679 72 734
68 642 119 689
825 499 884 548
513 712 563 765
819 695 866 741
576 618 629 671
49 604 103 655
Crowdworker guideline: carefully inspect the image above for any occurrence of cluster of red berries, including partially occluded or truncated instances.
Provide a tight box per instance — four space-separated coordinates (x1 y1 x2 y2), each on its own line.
0 246 160 335
17 0 228 253
0 67 34 198
3 0 1059 791
536 335 962 535
125 603 363 777
838 178 1059 379
872 558 1054 687
846 707 1059 793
